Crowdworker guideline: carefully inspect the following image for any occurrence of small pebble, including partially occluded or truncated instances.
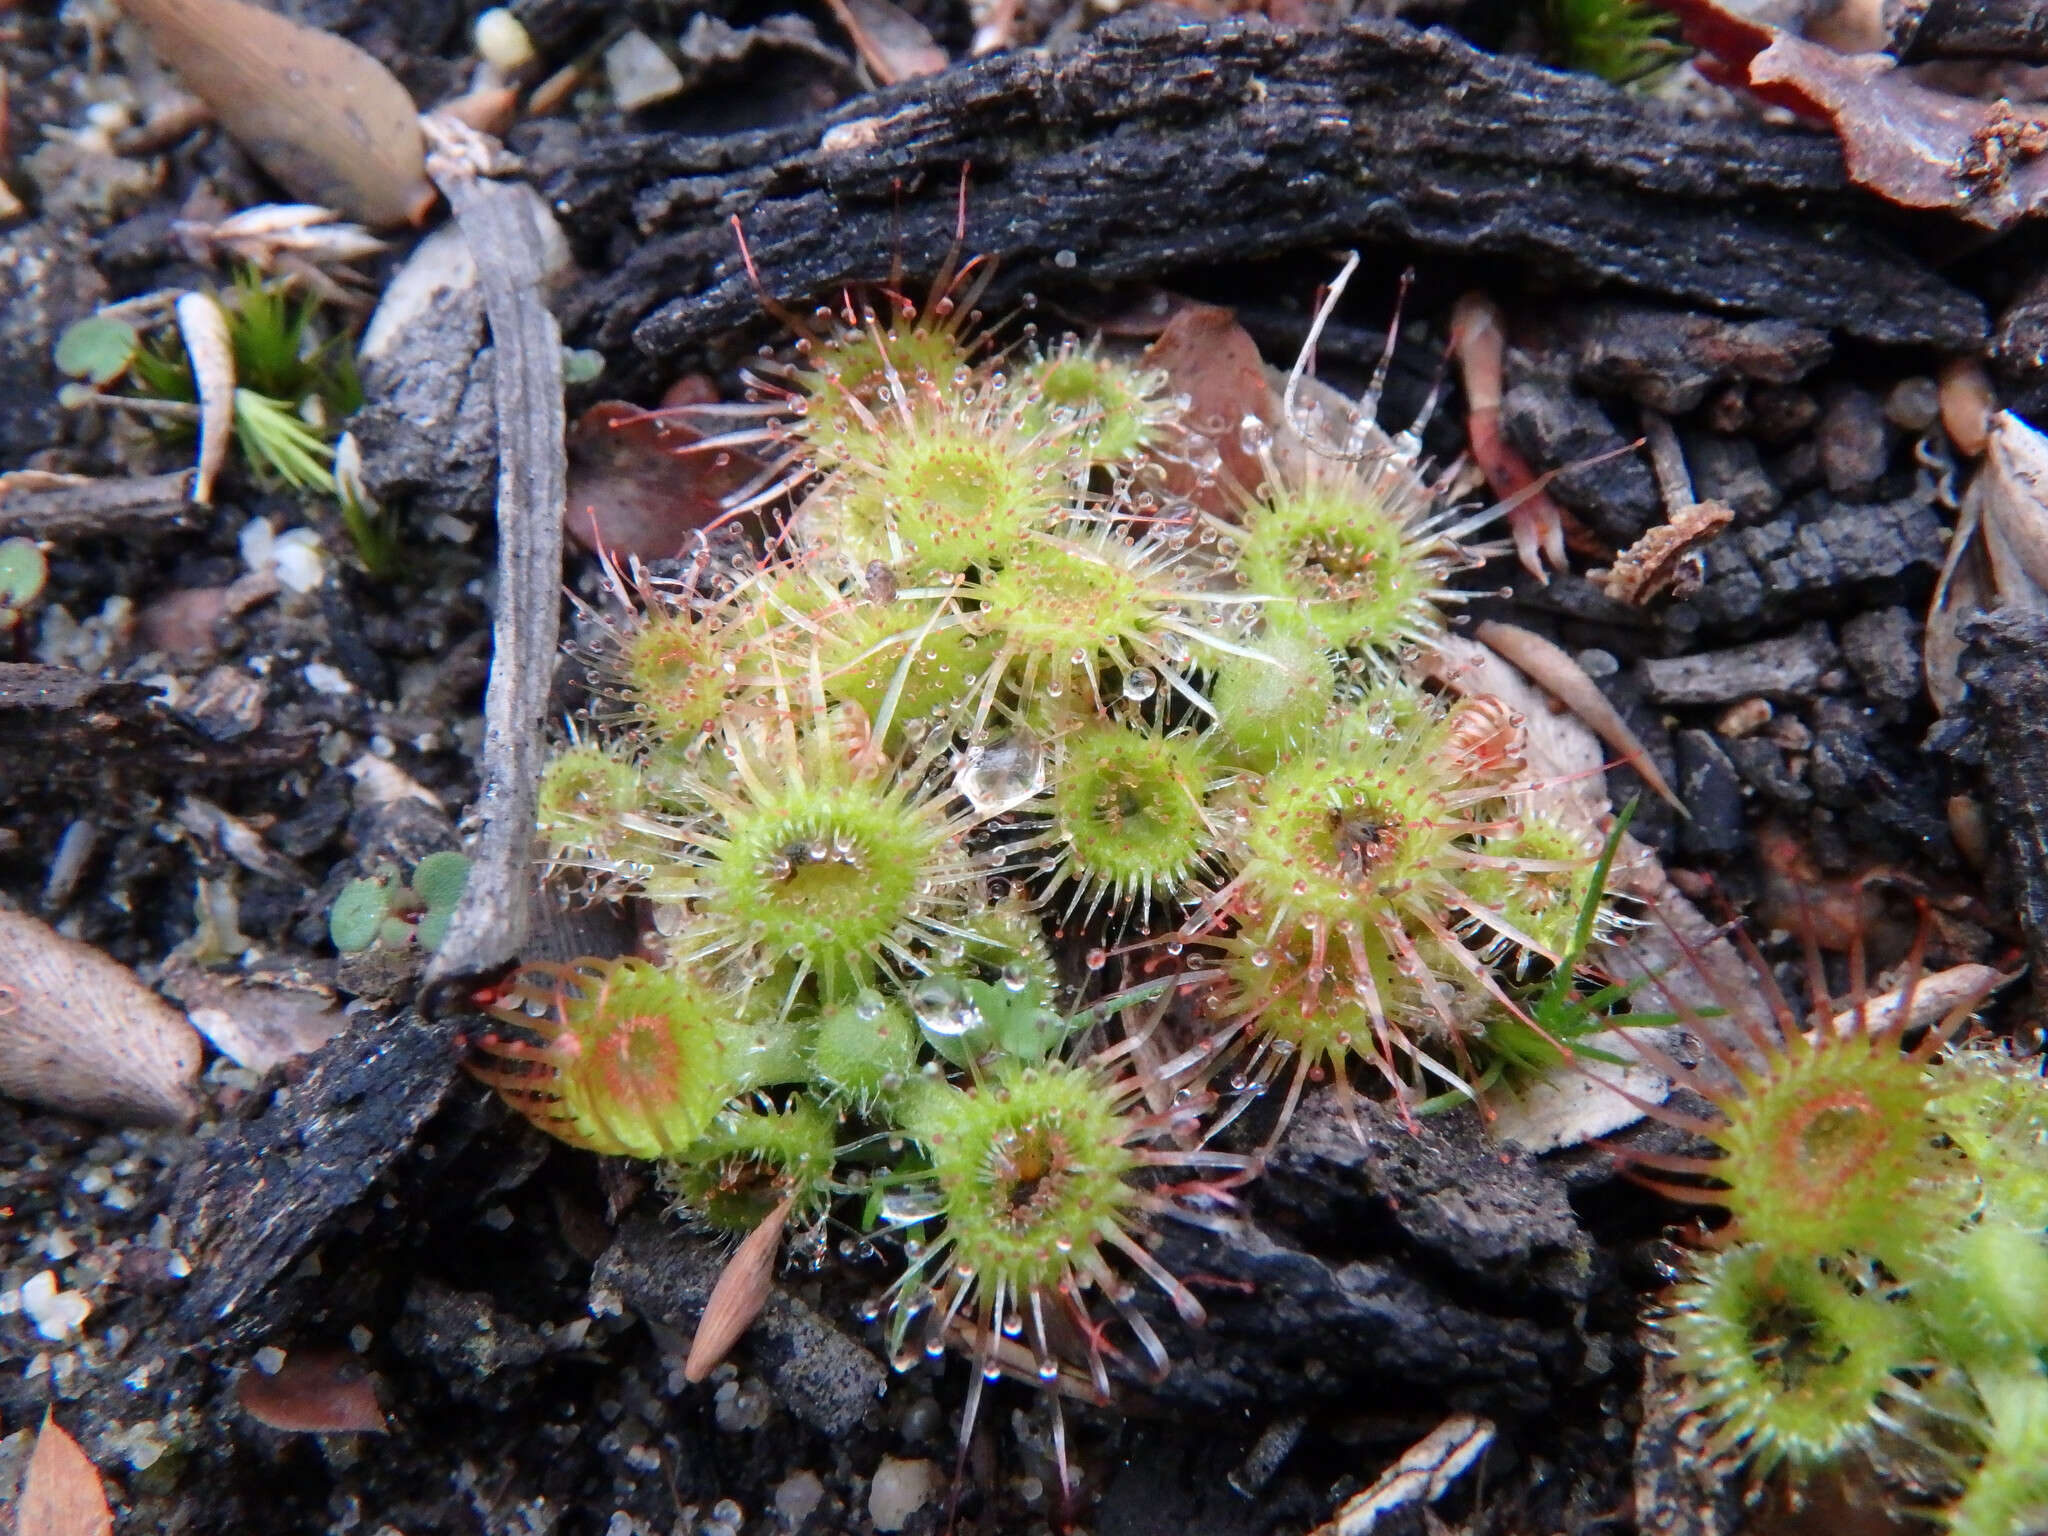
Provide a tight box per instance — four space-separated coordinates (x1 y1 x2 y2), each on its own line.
868 1458 938 1533
1883 376 1941 433
474 7 535 71
774 1471 825 1529
604 30 684 111
18 1270 92 1341
1749 385 1819 442
1817 385 1891 498
303 662 355 696
1714 698 1773 738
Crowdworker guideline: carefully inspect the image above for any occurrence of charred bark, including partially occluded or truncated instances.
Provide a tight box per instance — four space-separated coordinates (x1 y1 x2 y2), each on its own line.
552 12 1986 395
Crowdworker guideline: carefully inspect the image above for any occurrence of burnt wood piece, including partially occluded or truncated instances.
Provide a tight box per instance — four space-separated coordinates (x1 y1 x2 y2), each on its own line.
554 12 1986 394
1887 0 2048 60
0 663 314 787
169 1008 464 1341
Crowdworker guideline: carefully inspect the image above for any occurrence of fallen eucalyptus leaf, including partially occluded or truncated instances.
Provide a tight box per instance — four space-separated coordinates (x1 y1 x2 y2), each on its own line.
114 0 433 228
684 1195 793 1382
19 1414 113 1536
1470 620 1685 815
0 905 204 1126
566 401 768 561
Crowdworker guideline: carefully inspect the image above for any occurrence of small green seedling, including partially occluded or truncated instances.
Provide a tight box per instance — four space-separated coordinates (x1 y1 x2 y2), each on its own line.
1544 0 1686 84
54 315 141 386
329 851 470 953
0 538 49 636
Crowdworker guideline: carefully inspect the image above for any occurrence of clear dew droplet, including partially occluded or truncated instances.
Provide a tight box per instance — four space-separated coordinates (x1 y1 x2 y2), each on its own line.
1122 666 1158 703
907 973 984 1039
954 732 1047 816
1000 961 1033 993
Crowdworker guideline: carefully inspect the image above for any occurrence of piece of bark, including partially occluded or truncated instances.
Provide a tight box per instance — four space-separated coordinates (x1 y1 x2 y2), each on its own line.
0 470 200 540
1887 0 2048 60
553 13 1984 396
169 1008 462 1340
1958 608 2048 983
0 663 315 789
417 121 567 1001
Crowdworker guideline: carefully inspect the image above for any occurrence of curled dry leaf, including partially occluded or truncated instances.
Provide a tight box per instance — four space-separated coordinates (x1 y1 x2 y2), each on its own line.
565 401 769 562
1593 499 1734 605
237 1348 388 1433
0 906 203 1127
20 1413 114 1536
1663 0 2048 230
684 1195 793 1383
114 0 433 228
1928 409 2048 710
1470 619 1685 814
176 291 234 506
823 0 947 84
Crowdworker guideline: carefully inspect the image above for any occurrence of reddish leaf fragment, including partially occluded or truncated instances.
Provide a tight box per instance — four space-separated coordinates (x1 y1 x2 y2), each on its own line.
823 0 947 84
21 1415 113 1536
685 1196 793 1383
1140 302 1279 516
1664 0 2048 230
237 1348 388 1433
564 401 766 563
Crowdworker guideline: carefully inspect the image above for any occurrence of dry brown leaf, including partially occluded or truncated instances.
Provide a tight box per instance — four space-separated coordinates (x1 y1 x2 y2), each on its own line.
237 1348 388 1433
20 1414 114 1536
0 906 203 1126
114 0 433 228
1665 0 2048 230
160 961 345 1074
1928 410 2048 709
1140 302 1278 517
565 401 768 562
685 1196 793 1383
824 0 947 84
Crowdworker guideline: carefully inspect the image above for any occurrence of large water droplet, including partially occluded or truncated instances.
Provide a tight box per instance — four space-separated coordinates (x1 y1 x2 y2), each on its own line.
881 1187 946 1225
1238 413 1273 457
908 973 984 1039
955 733 1046 816
1122 666 1158 703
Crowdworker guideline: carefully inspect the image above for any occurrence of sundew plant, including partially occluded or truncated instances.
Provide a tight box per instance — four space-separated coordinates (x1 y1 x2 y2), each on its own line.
470 249 1623 1501
1605 911 2048 1535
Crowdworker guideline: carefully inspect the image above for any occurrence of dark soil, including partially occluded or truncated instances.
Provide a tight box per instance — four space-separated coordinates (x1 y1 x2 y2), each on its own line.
2 1 2042 1533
